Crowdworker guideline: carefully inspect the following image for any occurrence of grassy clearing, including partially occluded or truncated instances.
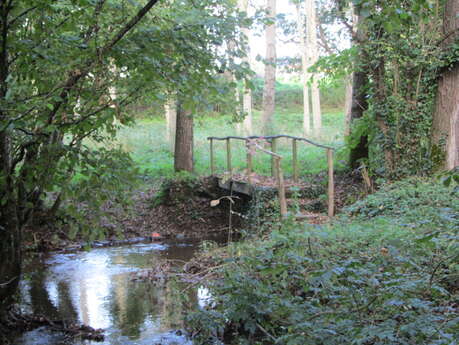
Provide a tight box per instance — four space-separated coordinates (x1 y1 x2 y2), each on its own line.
113 106 346 179
186 178 459 344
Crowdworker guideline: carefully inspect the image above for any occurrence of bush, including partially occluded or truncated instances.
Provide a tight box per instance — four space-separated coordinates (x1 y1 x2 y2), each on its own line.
186 178 459 344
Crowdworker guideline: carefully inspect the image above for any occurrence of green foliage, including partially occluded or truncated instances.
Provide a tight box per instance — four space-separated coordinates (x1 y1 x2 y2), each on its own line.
0 0 251 238
186 178 459 344
58 148 139 240
345 178 459 231
150 172 199 208
440 167 459 192
251 78 345 112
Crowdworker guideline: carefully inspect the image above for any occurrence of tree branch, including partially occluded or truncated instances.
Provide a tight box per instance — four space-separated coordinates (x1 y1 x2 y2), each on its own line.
8 6 37 27
46 0 161 125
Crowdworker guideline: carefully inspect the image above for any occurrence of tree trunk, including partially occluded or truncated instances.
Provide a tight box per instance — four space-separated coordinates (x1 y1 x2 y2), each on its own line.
261 0 276 135
433 0 459 169
242 80 253 135
348 13 369 169
305 0 321 133
0 201 21 319
174 100 194 173
165 97 177 152
296 3 311 135
239 0 253 135
344 74 353 136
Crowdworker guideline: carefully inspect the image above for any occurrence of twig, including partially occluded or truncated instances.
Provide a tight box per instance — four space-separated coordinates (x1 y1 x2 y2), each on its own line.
257 323 276 342
0 276 17 287
308 237 315 259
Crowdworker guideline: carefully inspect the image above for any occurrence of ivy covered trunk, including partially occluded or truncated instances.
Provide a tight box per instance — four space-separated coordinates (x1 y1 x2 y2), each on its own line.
433 0 459 170
348 13 369 169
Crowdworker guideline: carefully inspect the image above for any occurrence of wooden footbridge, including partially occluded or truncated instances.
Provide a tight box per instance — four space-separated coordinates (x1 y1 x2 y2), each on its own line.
207 135 336 217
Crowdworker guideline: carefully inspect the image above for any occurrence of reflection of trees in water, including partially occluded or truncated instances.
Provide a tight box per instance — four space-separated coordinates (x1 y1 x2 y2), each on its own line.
110 277 159 338
56 280 78 322
28 271 59 319
109 275 198 338
28 271 79 323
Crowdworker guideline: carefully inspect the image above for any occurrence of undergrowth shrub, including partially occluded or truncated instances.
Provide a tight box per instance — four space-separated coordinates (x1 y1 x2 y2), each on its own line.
345 178 459 232
186 178 459 345
56 148 139 241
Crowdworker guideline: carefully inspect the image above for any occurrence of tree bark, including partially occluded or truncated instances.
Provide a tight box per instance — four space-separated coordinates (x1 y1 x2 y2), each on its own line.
433 0 459 169
174 100 194 173
261 0 276 135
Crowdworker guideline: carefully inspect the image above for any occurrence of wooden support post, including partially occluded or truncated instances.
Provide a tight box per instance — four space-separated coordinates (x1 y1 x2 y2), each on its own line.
210 138 215 175
271 138 277 178
327 148 335 217
246 143 253 184
226 138 232 176
292 139 298 182
275 157 288 218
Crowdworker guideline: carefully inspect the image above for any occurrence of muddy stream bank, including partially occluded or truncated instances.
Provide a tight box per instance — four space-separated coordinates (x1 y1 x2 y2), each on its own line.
10 236 226 345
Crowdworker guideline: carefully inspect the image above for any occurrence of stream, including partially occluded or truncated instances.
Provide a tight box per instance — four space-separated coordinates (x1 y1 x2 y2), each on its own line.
11 238 221 345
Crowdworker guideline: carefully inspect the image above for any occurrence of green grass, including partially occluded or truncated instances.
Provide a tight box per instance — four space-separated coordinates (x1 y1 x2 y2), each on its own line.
113 106 346 179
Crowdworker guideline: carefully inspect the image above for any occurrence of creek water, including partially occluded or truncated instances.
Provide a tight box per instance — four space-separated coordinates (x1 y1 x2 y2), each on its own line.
11 238 220 345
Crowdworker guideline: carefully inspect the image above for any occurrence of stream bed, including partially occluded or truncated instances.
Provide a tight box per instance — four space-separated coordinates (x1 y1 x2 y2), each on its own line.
11 238 220 345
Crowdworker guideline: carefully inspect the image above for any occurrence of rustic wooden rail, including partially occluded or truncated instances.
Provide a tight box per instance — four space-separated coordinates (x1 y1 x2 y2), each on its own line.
207 135 335 217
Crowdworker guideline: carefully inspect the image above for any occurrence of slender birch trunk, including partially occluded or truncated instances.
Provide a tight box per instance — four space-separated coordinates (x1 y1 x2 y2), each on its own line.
344 5 357 137
261 0 276 135
165 96 177 151
239 0 253 135
344 74 353 136
296 3 311 135
304 0 321 133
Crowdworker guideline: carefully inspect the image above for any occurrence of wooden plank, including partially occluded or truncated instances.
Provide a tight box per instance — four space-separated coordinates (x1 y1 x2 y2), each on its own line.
292 139 298 182
327 148 335 217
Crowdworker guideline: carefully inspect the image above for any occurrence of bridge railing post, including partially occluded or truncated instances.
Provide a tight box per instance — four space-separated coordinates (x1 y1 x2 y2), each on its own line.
274 157 288 218
226 138 232 176
246 140 253 184
292 139 298 182
327 148 335 217
271 138 277 178
210 138 215 175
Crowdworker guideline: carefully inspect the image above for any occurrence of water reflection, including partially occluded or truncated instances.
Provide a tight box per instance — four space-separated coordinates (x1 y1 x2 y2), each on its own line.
13 240 215 345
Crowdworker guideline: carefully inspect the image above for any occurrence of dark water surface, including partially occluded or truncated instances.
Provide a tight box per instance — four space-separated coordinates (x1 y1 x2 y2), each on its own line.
12 239 218 345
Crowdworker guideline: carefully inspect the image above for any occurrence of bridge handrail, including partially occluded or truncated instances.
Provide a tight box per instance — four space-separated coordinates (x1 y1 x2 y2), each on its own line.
207 133 335 216
207 134 335 150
